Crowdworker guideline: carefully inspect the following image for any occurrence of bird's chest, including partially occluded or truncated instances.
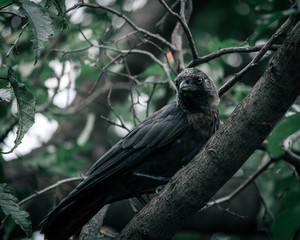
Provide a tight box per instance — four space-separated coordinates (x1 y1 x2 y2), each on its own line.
187 112 216 132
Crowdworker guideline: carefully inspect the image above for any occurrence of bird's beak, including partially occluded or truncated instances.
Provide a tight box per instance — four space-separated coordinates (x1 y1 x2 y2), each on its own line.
179 80 193 91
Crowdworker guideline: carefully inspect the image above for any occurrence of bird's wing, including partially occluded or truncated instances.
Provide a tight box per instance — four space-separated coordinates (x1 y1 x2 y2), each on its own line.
86 101 189 179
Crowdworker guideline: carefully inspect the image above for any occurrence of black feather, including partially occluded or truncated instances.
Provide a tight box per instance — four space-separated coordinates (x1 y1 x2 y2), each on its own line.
40 68 220 240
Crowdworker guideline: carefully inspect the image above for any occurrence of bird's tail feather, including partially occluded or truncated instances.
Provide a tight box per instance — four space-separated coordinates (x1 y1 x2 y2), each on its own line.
40 176 123 240
41 190 107 240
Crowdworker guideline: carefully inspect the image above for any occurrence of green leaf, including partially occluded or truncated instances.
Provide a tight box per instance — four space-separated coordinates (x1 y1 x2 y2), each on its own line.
0 184 32 238
267 113 300 158
271 205 300 240
17 0 54 63
270 180 300 240
2 69 36 154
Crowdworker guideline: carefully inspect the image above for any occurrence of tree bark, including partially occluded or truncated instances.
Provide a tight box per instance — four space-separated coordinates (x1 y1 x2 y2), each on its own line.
117 20 300 240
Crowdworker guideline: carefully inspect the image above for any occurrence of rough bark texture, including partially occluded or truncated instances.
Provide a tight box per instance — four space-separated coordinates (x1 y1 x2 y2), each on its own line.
117 21 300 240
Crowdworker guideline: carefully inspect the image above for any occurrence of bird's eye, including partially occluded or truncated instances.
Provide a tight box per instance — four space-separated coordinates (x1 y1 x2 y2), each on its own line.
197 78 202 84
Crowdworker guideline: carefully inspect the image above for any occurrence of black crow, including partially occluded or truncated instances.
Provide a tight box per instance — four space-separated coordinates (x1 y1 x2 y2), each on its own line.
40 68 220 240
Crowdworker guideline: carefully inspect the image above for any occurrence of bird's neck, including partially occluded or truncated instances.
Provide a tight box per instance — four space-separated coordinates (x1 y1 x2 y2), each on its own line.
176 95 212 113
185 104 219 131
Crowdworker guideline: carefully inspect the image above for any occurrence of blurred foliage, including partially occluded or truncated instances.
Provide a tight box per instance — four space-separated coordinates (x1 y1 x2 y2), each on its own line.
0 184 32 238
22 142 91 177
267 113 300 158
0 0 299 239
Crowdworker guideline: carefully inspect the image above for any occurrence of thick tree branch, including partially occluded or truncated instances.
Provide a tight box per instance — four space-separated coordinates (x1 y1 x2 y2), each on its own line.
117 20 300 240
79 205 109 240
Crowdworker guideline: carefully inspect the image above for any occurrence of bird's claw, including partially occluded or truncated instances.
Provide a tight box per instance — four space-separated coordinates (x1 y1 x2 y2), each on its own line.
155 185 164 194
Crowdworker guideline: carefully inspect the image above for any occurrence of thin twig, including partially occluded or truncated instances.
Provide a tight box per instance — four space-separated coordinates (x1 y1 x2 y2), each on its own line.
106 69 141 85
217 206 247 219
186 44 280 68
100 115 128 131
218 16 293 97
18 177 84 206
0 10 26 18
0 176 84 231
66 3 175 51
36 63 65 112
105 88 131 132
52 43 175 91
204 158 275 209
88 53 121 95
0 216 9 231
6 22 29 57
110 30 138 44
0 2 13 10
129 84 138 126
124 59 139 126
146 84 157 118
156 0 180 27
159 0 198 60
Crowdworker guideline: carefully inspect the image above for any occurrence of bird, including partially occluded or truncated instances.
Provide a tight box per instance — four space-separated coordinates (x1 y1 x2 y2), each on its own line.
40 67 220 240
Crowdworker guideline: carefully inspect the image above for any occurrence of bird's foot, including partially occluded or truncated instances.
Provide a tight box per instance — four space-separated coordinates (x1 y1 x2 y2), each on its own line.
155 185 165 194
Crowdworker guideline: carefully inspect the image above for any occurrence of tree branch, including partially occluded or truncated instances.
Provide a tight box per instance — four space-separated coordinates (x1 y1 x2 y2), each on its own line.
218 16 294 97
117 20 300 240
0 2 13 10
79 205 109 240
18 177 84 206
186 44 280 68
204 157 275 209
6 22 28 57
159 0 198 61
0 177 84 230
66 3 175 51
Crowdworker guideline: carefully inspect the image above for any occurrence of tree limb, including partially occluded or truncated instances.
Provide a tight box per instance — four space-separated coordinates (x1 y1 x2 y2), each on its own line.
204 157 275 209
66 3 175 51
186 44 280 68
218 16 294 97
117 20 300 240
159 0 198 61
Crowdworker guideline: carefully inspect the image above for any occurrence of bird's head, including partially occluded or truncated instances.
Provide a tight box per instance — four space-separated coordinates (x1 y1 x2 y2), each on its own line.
175 68 219 112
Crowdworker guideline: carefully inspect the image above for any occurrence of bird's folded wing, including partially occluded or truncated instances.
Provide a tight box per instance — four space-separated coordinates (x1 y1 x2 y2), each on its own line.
85 102 188 179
